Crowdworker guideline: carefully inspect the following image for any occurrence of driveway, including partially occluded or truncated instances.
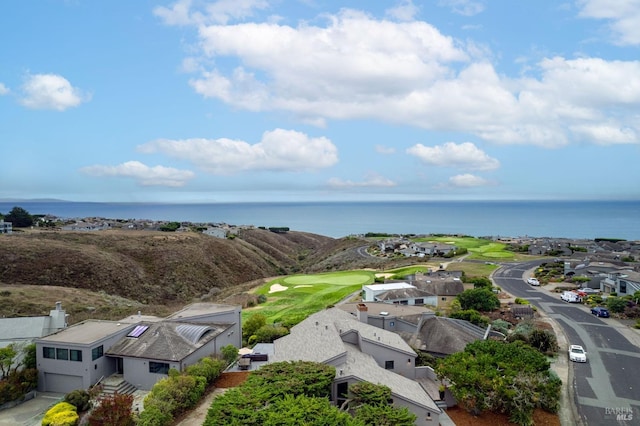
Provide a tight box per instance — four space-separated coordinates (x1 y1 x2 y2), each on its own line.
0 392 64 426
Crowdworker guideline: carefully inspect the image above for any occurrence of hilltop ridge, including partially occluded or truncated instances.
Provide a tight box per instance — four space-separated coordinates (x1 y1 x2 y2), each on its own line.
0 228 417 320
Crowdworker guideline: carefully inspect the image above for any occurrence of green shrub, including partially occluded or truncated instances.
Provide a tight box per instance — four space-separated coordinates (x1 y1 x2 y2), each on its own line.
42 402 78 426
528 329 558 355
141 372 206 423
606 297 627 313
254 325 289 343
64 389 91 412
185 357 226 384
136 405 172 426
450 309 489 327
491 319 511 335
220 345 238 366
514 297 530 305
0 368 38 405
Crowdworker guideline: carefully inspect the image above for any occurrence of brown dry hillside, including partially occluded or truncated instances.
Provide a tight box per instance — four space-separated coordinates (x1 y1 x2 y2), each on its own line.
0 228 327 304
0 228 417 318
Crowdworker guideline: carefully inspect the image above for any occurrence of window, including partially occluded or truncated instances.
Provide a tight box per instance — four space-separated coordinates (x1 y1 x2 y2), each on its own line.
92 345 104 361
385 360 394 370
56 348 69 361
441 297 447 301
415 298 424 305
70 349 83 362
149 361 170 374
620 281 627 294
43 347 55 359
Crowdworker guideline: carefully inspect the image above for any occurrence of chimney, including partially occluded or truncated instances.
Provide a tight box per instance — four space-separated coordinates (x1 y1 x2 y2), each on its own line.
356 303 368 324
55 301 62 311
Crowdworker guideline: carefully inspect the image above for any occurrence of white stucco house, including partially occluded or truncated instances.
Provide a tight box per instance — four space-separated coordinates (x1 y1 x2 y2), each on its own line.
363 282 416 302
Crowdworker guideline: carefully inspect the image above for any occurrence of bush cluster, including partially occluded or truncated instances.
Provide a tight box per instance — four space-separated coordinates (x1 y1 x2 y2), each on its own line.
41 402 79 426
64 389 91 412
137 357 225 426
204 361 415 425
0 368 38 405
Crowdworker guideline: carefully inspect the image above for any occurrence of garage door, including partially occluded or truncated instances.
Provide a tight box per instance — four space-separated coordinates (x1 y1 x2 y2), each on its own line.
44 373 83 393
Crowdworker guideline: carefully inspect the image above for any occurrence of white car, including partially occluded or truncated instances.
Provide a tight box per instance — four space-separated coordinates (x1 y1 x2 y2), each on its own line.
527 277 540 286
569 345 587 363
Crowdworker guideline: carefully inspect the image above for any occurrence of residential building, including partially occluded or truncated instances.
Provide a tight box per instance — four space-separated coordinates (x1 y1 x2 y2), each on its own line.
35 303 241 394
412 278 465 310
202 226 228 239
373 287 436 307
362 282 416 302
602 270 640 296
0 302 67 349
270 307 442 426
0 220 11 234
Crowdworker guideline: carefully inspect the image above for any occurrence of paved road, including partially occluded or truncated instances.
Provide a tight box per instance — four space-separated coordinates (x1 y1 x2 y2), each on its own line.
494 260 640 426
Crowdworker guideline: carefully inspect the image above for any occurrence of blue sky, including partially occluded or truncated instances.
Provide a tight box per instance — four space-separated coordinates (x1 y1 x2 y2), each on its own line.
1 0 639 203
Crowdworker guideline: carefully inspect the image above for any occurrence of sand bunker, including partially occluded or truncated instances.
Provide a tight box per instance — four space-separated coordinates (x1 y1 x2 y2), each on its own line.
268 283 288 293
375 273 395 279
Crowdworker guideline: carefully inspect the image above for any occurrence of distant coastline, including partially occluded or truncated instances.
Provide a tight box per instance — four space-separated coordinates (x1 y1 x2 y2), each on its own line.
1 200 639 240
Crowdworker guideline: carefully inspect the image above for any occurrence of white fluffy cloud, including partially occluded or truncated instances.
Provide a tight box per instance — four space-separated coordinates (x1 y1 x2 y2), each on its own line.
385 0 420 22
327 173 396 189
438 0 486 17
0 83 9 95
407 142 500 171
138 129 338 174
578 0 640 45
19 73 88 111
80 161 195 187
154 0 268 26
448 173 491 187
167 5 640 148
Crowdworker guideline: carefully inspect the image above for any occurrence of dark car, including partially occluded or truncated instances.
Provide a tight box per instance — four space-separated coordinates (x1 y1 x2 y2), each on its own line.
591 307 610 318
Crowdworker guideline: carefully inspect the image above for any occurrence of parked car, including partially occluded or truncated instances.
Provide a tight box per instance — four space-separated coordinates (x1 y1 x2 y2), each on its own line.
527 277 540 286
561 291 582 303
591 307 610 317
569 344 587 362
579 287 599 294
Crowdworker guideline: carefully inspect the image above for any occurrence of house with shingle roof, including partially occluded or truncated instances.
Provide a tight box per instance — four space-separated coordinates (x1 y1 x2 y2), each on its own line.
35 303 241 394
0 302 67 350
374 287 436 307
412 278 465 310
270 307 442 426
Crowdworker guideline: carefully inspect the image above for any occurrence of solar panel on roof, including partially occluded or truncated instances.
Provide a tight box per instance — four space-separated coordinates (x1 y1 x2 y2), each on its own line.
127 325 149 338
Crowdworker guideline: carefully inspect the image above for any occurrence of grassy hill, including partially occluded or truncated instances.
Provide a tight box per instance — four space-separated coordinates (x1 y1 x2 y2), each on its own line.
0 228 419 322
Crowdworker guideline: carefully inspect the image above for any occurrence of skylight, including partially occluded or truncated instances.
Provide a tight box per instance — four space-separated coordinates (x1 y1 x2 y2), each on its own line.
127 325 149 338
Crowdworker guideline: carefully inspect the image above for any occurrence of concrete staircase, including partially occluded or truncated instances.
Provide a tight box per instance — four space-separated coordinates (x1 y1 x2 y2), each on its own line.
100 374 137 396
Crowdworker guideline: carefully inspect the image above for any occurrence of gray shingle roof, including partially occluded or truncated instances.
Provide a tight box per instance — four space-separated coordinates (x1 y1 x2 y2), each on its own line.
411 316 484 355
271 308 439 411
106 321 229 362
375 287 435 301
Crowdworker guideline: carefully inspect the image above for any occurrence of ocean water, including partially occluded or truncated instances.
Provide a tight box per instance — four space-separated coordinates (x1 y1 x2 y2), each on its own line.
1 200 639 240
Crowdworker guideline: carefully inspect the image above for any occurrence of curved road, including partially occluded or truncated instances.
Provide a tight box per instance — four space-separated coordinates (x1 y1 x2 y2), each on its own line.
493 260 640 426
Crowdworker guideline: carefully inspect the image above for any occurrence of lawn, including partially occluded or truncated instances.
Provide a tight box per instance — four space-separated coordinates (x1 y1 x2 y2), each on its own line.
243 270 376 324
420 236 517 261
